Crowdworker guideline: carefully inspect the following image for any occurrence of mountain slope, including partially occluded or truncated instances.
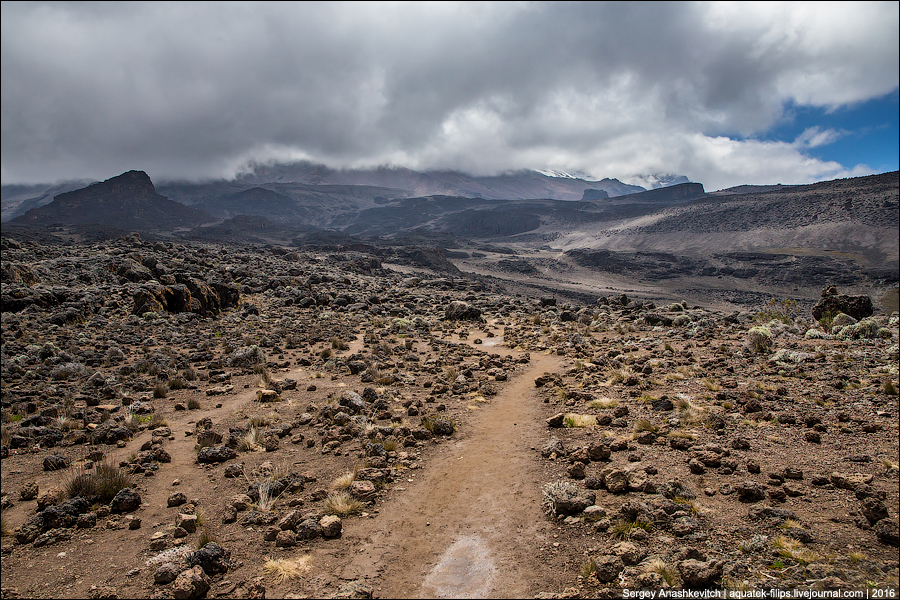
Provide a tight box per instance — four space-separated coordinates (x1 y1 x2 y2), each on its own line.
1 180 95 222
554 171 900 261
8 170 212 231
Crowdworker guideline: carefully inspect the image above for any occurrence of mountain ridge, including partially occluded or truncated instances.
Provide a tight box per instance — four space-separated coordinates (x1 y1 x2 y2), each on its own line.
7 170 212 231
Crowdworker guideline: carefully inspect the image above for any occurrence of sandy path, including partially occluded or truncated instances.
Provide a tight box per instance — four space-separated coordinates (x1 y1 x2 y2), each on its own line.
338 350 563 598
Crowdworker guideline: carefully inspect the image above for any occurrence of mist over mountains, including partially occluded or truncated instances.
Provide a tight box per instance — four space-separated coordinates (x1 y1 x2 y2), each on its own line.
1 162 897 312
2 162 680 223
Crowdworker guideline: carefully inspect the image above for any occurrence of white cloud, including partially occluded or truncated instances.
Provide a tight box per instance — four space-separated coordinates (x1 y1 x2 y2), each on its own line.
1 1 897 186
793 127 844 149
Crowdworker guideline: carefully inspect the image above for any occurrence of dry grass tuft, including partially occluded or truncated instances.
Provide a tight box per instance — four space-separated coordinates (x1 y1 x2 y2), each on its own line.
563 413 597 428
633 418 659 433
238 426 264 452
610 518 652 540
644 558 678 586
772 535 820 565
261 555 312 584
323 492 365 517
587 397 618 410
331 470 357 491
65 461 133 502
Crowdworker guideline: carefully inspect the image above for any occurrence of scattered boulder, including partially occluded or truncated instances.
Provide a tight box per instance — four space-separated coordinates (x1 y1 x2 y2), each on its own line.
445 300 481 321
874 517 899 546
678 559 724 588
186 542 232 575
109 488 141 513
594 555 625 583
735 481 766 503
196 445 238 464
171 566 209 600
812 286 873 321
320 515 342 538
42 455 69 471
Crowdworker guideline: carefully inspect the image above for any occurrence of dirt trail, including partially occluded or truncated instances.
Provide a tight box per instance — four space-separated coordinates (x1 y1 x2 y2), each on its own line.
338 350 563 598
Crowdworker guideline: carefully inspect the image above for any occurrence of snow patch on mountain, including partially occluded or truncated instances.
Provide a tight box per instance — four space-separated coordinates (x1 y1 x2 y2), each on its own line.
532 169 598 181
622 173 692 189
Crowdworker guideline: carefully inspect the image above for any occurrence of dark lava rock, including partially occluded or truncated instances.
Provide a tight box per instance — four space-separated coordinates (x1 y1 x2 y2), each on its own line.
659 479 696 500
747 506 798 525
735 481 767 503
90 421 132 445
196 445 238 464
42 454 69 471
223 464 244 478
33 496 92 530
594 555 625 583
861 497 889 524
241 511 278 526
187 542 232 575
445 300 482 321
811 286 873 321
296 518 324 541
874 517 899 546
678 559 724 588
651 397 674 411
109 488 141 513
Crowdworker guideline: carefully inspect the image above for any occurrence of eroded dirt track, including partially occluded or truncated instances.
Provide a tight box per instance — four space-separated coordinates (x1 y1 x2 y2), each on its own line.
338 351 563 598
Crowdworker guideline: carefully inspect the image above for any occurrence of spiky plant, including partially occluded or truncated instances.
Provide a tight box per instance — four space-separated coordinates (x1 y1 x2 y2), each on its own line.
772 535 820 565
633 418 659 433
149 413 169 429
249 414 271 428
672 496 701 514
256 479 283 512
580 558 597 578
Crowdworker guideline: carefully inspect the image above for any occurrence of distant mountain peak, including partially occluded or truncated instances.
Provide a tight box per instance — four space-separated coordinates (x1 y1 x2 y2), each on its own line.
9 169 210 231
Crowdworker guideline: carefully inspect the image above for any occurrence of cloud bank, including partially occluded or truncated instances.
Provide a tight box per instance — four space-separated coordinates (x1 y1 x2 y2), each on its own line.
2 1 897 190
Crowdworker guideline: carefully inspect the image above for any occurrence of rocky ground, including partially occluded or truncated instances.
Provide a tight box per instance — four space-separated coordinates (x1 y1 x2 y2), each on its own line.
1 233 898 599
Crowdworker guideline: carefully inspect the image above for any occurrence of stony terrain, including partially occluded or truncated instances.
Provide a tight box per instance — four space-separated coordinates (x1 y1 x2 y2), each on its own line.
1 232 898 599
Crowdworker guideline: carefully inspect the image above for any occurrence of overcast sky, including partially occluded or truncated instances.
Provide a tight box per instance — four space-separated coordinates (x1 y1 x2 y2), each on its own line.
2 1 898 190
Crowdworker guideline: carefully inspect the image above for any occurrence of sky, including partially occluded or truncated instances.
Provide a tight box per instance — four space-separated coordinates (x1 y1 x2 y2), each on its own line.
1 1 898 192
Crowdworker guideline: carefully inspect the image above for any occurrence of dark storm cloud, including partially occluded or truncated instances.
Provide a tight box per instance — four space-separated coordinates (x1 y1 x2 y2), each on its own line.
2 1 897 189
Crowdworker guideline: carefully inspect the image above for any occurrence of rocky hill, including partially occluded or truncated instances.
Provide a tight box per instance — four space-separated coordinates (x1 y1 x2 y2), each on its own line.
7 171 212 231
551 172 899 278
